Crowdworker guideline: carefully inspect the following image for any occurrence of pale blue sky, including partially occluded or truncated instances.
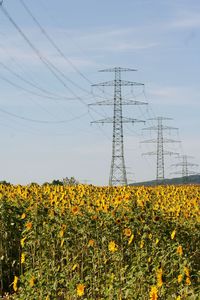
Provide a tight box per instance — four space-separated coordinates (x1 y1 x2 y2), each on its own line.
0 0 199 185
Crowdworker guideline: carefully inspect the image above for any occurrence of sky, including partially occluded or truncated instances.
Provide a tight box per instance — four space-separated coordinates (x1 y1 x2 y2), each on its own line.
0 0 199 185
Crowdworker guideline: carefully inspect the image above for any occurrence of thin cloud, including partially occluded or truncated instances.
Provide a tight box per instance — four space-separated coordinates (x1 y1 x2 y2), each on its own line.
168 12 200 29
148 85 200 106
0 25 159 69
71 27 159 52
170 18 200 29
89 41 159 52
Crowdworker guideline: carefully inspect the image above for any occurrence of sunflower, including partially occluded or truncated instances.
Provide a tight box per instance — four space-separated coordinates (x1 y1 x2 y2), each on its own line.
77 283 85 297
124 228 132 237
176 245 183 256
21 213 26 219
88 239 95 247
72 206 79 215
29 276 35 288
177 274 183 283
25 222 33 230
13 276 18 292
108 241 118 252
128 234 134 245
149 285 158 300
20 237 26 248
21 253 25 264
171 229 176 240
156 268 163 287
185 277 191 285
184 267 190 277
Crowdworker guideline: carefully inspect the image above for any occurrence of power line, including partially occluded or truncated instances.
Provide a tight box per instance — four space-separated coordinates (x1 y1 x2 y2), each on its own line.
0 3 110 114
0 73 78 101
18 0 95 89
0 106 88 124
0 41 74 100
18 0 111 97
30 0 112 97
0 61 77 101
0 72 110 139
38 0 91 58
0 3 111 141
0 64 91 125
0 3 90 107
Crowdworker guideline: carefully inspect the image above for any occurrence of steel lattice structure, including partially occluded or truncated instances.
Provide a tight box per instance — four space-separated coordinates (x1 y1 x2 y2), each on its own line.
90 67 147 186
171 155 198 182
142 117 179 182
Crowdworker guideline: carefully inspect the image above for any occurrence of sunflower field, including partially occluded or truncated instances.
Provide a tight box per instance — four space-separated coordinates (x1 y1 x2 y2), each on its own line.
0 184 199 299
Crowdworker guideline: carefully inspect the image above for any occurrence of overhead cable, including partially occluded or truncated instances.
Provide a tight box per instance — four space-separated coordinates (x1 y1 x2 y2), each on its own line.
19 0 104 90
0 4 108 118
0 4 89 106
0 107 88 124
0 61 77 101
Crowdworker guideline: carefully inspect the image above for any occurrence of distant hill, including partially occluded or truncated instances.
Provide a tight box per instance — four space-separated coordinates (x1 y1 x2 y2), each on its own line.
130 175 200 186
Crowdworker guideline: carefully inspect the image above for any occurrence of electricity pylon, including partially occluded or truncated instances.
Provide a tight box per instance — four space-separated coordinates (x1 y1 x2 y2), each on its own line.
90 67 147 186
171 155 198 182
141 117 179 182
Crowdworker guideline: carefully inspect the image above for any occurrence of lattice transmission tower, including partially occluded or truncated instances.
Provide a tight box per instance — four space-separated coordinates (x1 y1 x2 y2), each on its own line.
141 117 179 182
90 67 147 186
171 155 199 182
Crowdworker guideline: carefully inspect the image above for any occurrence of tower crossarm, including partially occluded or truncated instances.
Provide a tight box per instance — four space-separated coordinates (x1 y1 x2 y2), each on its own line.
91 117 113 124
92 80 144 87
91 117 145 124
122 117 145 124
99 67 137 72
171 171 198 175
121 100 147 105
178 155 194 159
163 138 180 143
141 138 180 144
148 117 173 121
89 99 147 106
142 151 157 156
141 139 157 143
88 100 114 106
143 126 178 131
164 151 179 156
171 162 198 167
142 150 179 156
